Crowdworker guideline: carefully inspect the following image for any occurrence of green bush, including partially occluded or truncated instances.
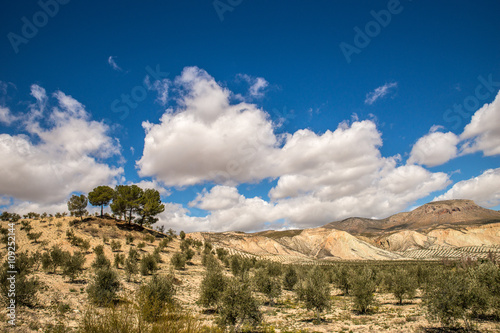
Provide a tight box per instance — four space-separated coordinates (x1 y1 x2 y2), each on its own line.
283 266 298 291
199 260 226 310
110 240 122 252
253 268 282 305
140 254 158 276
62 251 86 282
93 245 105 256
87 268 121 306
92 253 111 271
171 252 186 270
42 245 69 274
0 253 41 307
217 278 262 330
114 253 125 269
137 274 176 322
125 233 134 244
390 268 417 304
296 267 331 321
351 266 377 314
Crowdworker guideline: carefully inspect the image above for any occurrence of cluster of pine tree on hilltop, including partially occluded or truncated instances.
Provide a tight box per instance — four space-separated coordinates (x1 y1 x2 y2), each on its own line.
67 185 165 227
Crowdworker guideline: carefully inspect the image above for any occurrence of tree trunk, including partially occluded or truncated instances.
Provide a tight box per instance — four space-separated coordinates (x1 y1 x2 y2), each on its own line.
100 205 103 218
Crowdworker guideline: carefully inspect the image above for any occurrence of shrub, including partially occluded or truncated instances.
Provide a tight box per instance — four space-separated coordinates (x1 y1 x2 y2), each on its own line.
230 256 241 277
92 253 111 271
179 230 186 240
334 265 353 296
296 267 331 321
62 251 86 282
110 240 122 252
137 274 176 322
424 268 488 330
217 278 262 330
283 266 298 291
42 245 69 274
124 257 138 281
390 268 417 305
216 248 229 261
125 233 134 244
137 242 146 250
27 231 43 243
87 268 121 306
93 245 104 256
0 253 41 307
351 266 377 314
140 254 158 276
171 252 186 270
184 248 195 262
253 268 282 305
114 253 125 269
199 260 226 310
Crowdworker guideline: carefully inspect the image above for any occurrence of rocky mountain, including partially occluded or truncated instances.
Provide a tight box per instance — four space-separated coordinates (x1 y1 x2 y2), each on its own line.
189 200 500 262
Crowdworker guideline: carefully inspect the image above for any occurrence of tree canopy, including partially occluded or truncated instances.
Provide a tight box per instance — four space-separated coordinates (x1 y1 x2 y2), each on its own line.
67 194 88 221
88 186 115 218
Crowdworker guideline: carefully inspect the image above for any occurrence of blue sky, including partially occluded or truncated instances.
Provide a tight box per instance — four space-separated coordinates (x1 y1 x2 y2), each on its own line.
1 0 499 232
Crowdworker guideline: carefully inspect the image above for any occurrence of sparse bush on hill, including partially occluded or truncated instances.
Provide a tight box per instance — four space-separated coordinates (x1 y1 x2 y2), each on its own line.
92 253 111 271
334 265 354 296
137 274 176 322
93 245 104 256
216 248 228 261
0 252 41 307
125 233 134 244
114 253 125 269
87 267 121 306
140 253 158 276
110 239 121 252
171 252 186 270
27 231 43 243
179 230 186 240
137 242 146 250
62 251 86 282
199 259 226 310
42 245 69 274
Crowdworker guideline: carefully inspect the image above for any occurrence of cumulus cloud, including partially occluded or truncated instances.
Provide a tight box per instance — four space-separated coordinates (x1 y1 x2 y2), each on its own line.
434 168 500 208
460 89 500 156
108 56 123 72
365 82 398 105
0 86 123 205
237 74 269 99
408 128 460 167
140 68 450 232
137 67 279 186
0 107 17 125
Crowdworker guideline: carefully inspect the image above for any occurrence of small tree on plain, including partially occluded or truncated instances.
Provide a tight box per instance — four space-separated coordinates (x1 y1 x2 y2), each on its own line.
217 278 262 331
351 266 377 314
296 267 331 321
137 274 176 322
391 268 417 305
62 251 86 282
199 259 226 310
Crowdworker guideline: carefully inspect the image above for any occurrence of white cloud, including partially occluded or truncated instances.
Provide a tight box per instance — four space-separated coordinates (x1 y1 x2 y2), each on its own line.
0 87 123 205
137 67 279 186
130 180 171 196
108 56 123 72
0 107 17 125
237 74 269 98
408 130 459 167
139 68 450 232
434 168 500 208
189 185 242 211
365 82 398 105
144 76 169 105
460 89 500 156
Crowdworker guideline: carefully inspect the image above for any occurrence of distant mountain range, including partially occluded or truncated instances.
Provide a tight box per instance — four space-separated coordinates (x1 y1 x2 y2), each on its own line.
189 200 500 262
